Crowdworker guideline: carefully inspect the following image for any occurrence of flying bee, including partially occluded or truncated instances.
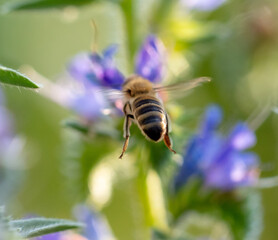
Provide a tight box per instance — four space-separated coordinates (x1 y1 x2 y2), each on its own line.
118 75 211 159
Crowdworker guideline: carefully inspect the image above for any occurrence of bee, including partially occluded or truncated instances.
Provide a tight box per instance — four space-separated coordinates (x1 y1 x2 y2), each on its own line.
119 75 210 159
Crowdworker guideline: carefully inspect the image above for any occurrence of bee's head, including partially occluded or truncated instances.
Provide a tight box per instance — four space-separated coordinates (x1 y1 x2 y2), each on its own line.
122 75 153 98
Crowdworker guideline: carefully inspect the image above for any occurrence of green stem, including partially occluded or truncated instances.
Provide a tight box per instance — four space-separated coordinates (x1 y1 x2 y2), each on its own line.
135 147 154 226
120 0 137 73
151 0 177 33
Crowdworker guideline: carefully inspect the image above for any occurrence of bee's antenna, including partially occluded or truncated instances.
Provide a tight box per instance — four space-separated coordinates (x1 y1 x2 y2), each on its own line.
90 19 98 52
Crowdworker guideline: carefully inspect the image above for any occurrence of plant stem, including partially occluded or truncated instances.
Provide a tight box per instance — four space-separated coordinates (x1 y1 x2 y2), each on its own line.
151 0 176 33
120 0 137 73
135 147 154 226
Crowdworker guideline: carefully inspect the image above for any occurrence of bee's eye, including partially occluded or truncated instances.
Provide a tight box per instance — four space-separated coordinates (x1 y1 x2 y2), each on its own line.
126 89 132 96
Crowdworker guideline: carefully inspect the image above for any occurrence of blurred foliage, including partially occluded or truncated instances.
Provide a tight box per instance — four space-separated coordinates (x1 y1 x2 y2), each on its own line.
0 0 278 239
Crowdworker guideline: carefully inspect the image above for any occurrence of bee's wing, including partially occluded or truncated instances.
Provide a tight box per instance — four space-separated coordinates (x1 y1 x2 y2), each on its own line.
96 88 125 115
98 88 125 101
153 77 211 101
153 77 211 93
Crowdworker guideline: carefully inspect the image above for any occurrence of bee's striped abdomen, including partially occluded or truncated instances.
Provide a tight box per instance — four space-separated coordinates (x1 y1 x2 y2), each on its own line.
133 96 166 142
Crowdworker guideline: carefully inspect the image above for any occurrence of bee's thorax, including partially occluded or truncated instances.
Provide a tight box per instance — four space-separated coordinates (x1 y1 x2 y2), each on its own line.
122 75 154 98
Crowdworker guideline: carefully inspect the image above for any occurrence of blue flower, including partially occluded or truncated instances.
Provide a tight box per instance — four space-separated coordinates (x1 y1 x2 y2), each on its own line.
66 45 127 121
33 232 63 240
68 86 109 122
0 89 14 154
174 104 259 191
0 106 14 154
135 35 167 83
181 0 227 11
69 35 167 87
68 45 125 90
65 35 167 121
74 205 114 240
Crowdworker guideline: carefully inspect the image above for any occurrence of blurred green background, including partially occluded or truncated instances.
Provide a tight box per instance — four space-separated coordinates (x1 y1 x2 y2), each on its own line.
0 0 278 239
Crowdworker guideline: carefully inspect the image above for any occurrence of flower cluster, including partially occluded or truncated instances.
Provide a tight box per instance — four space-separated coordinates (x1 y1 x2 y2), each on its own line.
174 104 259 191
68 45 125 90
64 46 124 122
66 35 166 121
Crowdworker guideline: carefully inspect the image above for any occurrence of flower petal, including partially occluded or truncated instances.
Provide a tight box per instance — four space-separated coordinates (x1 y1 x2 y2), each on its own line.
102 63 125 89
74 205 114 240
227 123 256 150
205 151 259 190
33 232 63 240
181 0 227 11
173 137 202 191
102 44 118 59
135 35 166 83
173 133 221 191
68 87 108 121
200 104 222 136
68 47 125 90
0 106 14 154
68 53 101 86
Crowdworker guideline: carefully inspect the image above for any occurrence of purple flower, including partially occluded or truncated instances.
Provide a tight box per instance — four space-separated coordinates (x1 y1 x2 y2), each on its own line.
68 86 109 122
74 205 114 240
64 35 167 121
63 35 165 121
68 45 125 90
0 90 14 155
135 35 167 83
33 232 63 240
65 45 126 121
174 104 259 191
69 35 167 87
181 0 227 11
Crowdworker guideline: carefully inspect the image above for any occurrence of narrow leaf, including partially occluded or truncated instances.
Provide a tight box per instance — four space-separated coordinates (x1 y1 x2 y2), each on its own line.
10 218 83 238
62 119 90 134
0 66 40 89
2 0 95 12
0 207 21 240
151 228 191 240
152 229 168 240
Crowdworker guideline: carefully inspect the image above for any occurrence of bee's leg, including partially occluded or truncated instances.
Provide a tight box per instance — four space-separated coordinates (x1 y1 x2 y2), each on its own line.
164 134 176 154
119 114 133 159
164 114 176 154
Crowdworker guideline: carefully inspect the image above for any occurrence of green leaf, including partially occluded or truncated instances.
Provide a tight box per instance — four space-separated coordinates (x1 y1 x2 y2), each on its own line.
151 228 192 240
243 191 263 240
0 207 21 240
2 0 93 12
152 229 168 240
1 0 119 12
172 211 231 240
168 178 204 221
10 217 83 238
62 119 90 135
0 66 40 89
